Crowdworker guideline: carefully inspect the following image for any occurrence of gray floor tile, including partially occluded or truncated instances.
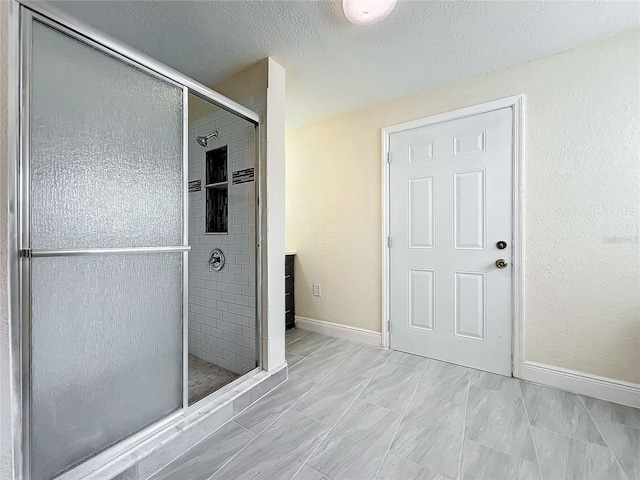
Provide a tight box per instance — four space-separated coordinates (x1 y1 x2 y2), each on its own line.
288 341 359 383
293 371 370 426
460 439 540 480
359 361 421 413
580 395 640 429
285 328 310 346
211 410 329 480
286 351 305 368
149 422 256 480
521 382 606 446
320 336 364 354
465 386 537 462
307 399 401 480
286 332 332 357
234 375 315 434
390 394 466 479
385 350 430 371
596 419 640 480
376 454 448 480
338 344 391 378
292 465 329 480
418 359 470 406
469 370 522 397
532 426 625 480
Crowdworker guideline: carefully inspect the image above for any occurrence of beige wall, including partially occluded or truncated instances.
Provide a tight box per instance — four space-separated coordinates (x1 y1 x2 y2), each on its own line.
189 59 269 122
285 29 640 384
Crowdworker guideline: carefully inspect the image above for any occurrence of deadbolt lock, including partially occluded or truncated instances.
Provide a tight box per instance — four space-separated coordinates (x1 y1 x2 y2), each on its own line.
496 241 507 249
496 259 508 269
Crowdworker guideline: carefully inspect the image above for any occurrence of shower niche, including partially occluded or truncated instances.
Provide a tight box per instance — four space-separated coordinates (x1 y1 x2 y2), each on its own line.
205 145 228 234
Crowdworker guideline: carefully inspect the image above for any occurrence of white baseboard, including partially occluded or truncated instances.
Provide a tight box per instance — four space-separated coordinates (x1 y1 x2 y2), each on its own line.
294 316 382 347
522 361 640 408
293 317 639 407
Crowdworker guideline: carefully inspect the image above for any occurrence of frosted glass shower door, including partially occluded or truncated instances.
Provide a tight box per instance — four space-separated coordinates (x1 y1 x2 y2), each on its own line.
25 18 187 480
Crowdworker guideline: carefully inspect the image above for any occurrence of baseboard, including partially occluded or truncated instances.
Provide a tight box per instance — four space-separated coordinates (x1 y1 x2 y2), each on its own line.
295 316 382 347
522 361 640 408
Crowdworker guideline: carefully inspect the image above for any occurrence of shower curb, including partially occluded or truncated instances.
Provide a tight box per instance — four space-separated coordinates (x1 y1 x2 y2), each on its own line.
63 366 288 480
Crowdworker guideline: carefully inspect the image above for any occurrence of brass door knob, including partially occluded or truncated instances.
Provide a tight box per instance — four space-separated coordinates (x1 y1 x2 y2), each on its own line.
496 259 508 269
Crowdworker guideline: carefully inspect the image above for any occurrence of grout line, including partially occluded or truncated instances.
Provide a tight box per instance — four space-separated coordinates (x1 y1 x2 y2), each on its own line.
187 337 364 480
230 419 255 436
520 379 544 480
287 337 332 359
289 342 365 385
456 372 471 480
287 375 371 480
204 377 325 480
578 395 630 480
304 463 330 479
284 330 311 347
371 360 424 480
203 421 261 480
205 378 318 479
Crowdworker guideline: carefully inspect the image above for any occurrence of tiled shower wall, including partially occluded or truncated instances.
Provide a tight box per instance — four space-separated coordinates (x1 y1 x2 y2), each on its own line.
187 93 264 375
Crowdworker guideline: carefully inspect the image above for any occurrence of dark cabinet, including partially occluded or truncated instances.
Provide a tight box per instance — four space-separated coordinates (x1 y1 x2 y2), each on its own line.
285 253 295 329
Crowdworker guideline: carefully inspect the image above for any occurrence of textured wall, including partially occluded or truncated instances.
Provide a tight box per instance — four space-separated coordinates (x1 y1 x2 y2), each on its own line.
188 94 262 375
285 29 640 383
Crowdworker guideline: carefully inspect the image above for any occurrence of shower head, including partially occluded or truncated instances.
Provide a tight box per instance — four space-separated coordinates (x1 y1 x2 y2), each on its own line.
196 130 218 148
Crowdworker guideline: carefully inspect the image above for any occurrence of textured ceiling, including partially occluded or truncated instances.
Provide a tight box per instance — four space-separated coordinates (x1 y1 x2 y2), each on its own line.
47 0 639 129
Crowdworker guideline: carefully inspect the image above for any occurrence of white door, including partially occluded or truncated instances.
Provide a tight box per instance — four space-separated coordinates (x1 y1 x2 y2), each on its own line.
389 108 513 375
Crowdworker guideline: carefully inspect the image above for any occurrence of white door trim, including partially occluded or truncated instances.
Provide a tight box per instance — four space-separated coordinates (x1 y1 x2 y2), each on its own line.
381 95 525 377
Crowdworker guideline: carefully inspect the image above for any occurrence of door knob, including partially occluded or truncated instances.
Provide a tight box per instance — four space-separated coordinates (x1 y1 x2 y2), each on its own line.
495 259 508 269
496 241 507 249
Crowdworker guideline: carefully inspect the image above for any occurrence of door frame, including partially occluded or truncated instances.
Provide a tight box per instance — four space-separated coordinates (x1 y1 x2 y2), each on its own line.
381 95 525 377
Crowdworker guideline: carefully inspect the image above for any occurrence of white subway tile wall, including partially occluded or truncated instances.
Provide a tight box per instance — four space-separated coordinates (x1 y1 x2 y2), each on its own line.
188 93 265 375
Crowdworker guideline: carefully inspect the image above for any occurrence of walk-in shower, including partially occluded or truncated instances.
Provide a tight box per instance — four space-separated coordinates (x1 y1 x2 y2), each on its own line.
7 3 261 480
186 93 260 405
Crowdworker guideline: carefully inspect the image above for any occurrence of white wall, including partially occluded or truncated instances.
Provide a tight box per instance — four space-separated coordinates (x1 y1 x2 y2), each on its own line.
187 94 262 375
286 29 640 384
263 58 287 371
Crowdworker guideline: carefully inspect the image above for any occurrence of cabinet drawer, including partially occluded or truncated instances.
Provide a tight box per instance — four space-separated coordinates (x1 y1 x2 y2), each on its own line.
285 275 294 294
285 254 295 276
285 291 295 312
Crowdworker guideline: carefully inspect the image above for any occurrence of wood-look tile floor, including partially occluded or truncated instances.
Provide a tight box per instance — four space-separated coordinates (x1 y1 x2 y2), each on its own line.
150 331 640 480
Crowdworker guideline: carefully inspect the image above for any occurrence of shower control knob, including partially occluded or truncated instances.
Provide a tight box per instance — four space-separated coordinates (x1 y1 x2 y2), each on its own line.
208 249 225 271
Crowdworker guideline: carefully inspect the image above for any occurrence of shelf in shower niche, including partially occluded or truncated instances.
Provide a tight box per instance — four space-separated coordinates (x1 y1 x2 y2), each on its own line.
205 181 228 188
205 145 229 234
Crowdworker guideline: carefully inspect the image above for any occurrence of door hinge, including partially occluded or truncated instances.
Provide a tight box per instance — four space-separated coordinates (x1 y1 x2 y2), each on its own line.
387 151 391 163
388 320 392 332
387 236 391 248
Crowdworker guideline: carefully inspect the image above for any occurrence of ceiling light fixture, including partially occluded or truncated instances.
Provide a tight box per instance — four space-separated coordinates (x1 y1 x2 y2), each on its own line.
343 0 397 25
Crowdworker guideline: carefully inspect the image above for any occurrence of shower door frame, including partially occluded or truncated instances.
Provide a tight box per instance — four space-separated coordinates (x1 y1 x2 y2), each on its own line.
7 2 263 479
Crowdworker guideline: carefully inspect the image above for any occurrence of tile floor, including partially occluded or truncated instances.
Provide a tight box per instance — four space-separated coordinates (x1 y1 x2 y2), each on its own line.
151 330 640 480
188 353 240 405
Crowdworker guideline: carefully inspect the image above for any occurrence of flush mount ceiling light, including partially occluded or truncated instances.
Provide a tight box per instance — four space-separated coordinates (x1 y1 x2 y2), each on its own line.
343 0 397 25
